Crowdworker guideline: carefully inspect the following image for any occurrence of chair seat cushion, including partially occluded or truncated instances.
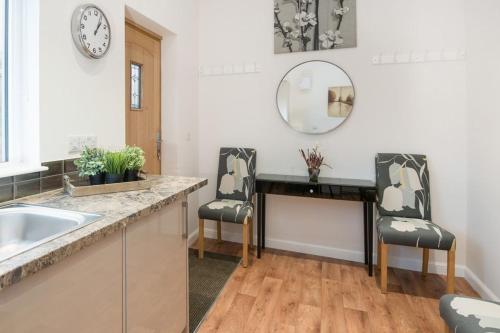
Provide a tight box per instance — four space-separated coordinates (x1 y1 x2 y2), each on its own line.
440 295 500 333
198 199 253 224
377 215 455 250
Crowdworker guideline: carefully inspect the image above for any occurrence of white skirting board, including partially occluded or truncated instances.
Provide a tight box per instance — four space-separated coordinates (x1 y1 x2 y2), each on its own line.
463 268 500 302
189 228 499 301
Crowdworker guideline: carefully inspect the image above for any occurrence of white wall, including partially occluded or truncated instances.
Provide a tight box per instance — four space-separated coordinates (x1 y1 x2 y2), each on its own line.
465 1 500 300
39 0 125 162
38 0 200 231
198 0 468 273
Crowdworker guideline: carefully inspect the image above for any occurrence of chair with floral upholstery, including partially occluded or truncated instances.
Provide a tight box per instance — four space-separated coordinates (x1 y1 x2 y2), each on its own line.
375 153 456 293
198 147 257 267
440 294 500 333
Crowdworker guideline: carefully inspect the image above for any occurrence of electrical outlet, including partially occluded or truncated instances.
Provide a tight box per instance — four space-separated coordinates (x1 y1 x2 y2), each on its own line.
68 135 97 154
84 135 97 148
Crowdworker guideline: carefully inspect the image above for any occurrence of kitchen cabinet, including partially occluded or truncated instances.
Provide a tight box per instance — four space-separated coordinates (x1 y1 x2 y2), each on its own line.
126 199 188 333
0 197 189 333
0 230 123 332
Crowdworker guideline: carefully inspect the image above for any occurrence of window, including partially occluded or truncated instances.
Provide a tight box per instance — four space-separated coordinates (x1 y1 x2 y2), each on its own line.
0 0 44 177
130 63 142 110
0 0 6 162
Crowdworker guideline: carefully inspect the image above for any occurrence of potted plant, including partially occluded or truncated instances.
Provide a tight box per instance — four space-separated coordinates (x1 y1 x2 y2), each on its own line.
299 145 332 182
74 147 106 185
103 151 127 184
123 146 145 182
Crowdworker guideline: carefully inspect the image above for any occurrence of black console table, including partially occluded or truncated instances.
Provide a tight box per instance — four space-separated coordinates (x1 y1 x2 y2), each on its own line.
255 174 377 276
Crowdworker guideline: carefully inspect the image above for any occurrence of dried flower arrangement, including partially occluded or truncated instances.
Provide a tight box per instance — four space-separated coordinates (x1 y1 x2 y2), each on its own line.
299 146 332 182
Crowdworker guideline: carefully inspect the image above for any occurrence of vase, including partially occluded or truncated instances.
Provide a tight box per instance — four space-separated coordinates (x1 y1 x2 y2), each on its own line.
89 173 105 185
124 169 139 182
308 168 320 182
105 173 124 184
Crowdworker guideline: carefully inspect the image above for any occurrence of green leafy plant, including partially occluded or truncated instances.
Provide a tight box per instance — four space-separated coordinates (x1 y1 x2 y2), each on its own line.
103 151 128 175
74 147 105 177
123 146 145 171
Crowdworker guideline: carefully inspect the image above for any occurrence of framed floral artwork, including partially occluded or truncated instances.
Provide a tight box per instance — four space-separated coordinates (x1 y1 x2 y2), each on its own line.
274 0 357 54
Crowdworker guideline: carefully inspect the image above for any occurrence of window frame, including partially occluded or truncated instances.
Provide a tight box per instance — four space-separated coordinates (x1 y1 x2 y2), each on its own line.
130 62 143 110
0 0 46 177
1 0 8 162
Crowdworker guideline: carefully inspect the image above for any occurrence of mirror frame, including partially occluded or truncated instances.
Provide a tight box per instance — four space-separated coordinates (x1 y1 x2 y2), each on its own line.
275 60 356 135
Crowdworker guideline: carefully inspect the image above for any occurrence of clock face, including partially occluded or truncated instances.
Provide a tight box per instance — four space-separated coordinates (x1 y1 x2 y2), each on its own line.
72 5 111 59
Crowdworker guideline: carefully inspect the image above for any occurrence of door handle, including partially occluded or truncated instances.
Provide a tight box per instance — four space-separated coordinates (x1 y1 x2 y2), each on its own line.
156 131 161 161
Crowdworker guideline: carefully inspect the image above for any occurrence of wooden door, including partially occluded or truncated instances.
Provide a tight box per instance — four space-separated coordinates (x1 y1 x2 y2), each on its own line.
125 21 161 175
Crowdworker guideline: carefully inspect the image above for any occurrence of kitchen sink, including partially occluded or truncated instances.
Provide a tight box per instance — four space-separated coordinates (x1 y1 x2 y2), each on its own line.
0 204 102 262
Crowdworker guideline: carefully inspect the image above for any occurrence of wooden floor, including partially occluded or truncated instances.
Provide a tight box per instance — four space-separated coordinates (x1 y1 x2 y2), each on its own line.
193 238 479 333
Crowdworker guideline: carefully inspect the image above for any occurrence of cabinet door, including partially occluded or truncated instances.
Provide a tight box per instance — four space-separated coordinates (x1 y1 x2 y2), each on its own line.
126 199 187 333
0 230 123 333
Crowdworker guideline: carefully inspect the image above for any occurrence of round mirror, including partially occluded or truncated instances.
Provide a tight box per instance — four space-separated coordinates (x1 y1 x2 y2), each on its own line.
276 61 355 134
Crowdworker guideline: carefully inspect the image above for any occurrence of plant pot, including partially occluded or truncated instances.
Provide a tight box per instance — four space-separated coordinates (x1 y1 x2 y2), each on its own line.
105 173 124 184
89 173 105 185
124 169 139 182
308 168 320 182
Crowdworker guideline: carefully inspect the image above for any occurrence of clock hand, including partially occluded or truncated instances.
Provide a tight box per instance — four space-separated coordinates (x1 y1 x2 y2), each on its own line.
94 14 103 35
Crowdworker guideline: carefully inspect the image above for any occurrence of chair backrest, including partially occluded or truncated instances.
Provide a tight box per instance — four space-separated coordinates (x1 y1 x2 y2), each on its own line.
216 147 257 202
375 153 431 220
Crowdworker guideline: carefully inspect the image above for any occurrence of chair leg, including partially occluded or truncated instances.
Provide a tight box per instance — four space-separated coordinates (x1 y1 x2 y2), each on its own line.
380 242 388 293
422 248 429 277
242 222 249 268
249 217 254 249
198 219 205 259
447 242 456 294
217 221 222 243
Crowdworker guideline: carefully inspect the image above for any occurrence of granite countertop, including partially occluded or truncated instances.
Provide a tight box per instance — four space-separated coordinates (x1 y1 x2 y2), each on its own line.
0 175 207 291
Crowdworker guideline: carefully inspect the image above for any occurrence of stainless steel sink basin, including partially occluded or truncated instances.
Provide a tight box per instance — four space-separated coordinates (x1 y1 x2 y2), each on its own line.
0 204 102 262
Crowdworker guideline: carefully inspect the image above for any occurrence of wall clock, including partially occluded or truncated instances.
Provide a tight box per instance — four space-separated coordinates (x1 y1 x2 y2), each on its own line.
71 4 111 59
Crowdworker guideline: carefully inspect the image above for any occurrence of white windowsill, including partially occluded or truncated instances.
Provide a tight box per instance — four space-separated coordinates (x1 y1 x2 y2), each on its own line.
0 164 48 178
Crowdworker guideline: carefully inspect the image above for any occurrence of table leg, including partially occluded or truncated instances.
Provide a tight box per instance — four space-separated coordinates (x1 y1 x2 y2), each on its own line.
257 193 262 259
367 202 374 276
262 193 266 249
363 202 368 265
